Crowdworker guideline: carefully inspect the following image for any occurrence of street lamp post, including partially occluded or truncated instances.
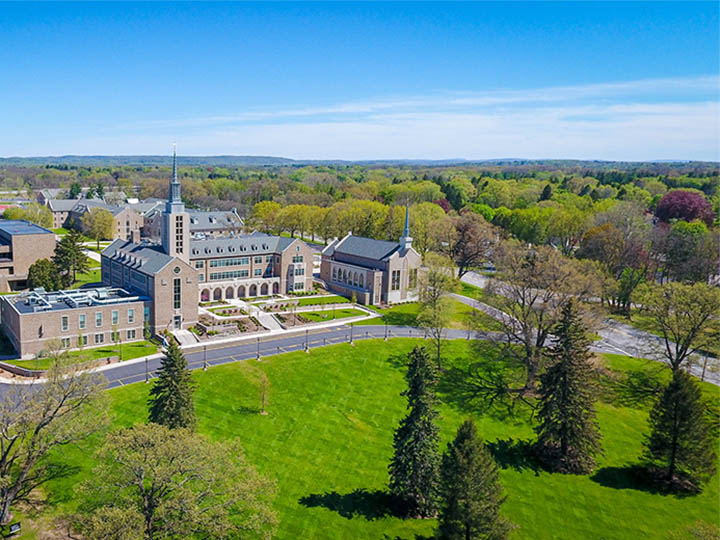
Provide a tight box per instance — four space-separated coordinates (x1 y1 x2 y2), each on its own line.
350 323 354 346
256 336 260 361
145 357 149 383
305 329 309 353
203 345 208 371
384 321 388 341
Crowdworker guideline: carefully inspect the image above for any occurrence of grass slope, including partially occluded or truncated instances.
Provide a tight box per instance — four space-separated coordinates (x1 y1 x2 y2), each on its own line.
36 339 719 540
355 299 502 331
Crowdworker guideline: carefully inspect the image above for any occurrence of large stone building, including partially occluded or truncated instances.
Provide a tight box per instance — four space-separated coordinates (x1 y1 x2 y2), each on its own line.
101 150 198 333
1 287 148 358
0 220 57 292
193 232 313 302
47 198 143 241
320 208 420 305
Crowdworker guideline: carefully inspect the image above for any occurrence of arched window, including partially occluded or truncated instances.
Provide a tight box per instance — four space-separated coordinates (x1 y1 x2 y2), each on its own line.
353 272 358 287
359 274 364 288
332 267 337 281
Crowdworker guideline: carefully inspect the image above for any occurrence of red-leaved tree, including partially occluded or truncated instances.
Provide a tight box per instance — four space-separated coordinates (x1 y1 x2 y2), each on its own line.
655 190 715 226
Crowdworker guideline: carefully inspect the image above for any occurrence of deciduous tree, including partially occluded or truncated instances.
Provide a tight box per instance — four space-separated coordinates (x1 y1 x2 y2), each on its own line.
82 207 114 248
636 282 720 371
417 253 456 370
75 423 277 540
27 258 62 291
0 359 106 524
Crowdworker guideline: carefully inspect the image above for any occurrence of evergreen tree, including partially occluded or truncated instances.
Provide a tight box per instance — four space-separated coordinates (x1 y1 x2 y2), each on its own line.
53 229 89 285
539 183 553 201
437 420 512 540
148 339 196 430
68 181 82 199
534 300 602 473
389 346 440 518
644 369 716 487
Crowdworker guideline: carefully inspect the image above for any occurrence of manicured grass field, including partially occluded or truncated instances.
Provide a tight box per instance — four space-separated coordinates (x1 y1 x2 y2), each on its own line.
33 339 718 540
355 299 502 331
69 268 102 289
299 308 367 323
297 295 350 306
4 340 157 370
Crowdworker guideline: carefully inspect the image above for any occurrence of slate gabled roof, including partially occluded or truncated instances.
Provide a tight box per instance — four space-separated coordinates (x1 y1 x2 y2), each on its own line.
188 233 295 259
48 199 80 212
102 239 175 275
188 210 243 232
333 234 400 261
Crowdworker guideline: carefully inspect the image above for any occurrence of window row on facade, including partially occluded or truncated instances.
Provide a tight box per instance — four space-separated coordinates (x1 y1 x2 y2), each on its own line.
60 307 137 331
60 328 138 349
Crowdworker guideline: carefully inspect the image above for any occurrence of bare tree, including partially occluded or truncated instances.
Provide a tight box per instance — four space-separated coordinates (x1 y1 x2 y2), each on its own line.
0 348 107 524
486 240 599 397
417 253 457 370
433 213 496 278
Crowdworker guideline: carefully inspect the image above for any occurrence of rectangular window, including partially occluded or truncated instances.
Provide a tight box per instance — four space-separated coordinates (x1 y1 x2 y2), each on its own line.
198 274 205 282
173 278 181 309
127 329 136 340
254 268 262 276
128 308 135 324
61 316 69 332
95 311 103 327
265 255 273 263
209 270 249 280
391 270 401 291
295 267 304 276
292 255 304 263
254 256 263 264
78 335 88 347
111 330 120 342
294 282 304 290
209 257 249 268
61 337 70 348
94 333 104 345
194 261 204 268
409 268 418 289
78 314 86 330
144 306 150 323
112 310 119 325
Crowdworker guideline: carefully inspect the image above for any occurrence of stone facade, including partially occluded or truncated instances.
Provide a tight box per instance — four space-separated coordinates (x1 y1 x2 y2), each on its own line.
0 289 148 358
195 236 314 301
0 220 57 292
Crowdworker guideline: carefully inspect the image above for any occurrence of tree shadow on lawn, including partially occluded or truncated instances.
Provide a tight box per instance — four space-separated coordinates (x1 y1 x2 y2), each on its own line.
590 466 700 498
599 366 665 408
486 438 541 474
299 489 408 520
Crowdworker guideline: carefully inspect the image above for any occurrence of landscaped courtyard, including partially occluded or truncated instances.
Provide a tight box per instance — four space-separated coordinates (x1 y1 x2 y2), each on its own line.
27 338 719 540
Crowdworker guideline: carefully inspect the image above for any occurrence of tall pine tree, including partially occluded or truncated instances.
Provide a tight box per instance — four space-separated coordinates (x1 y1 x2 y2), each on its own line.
644 369 716 488
148 339 196 430
389 346 440 518
534 299 602 473
437 420 512 540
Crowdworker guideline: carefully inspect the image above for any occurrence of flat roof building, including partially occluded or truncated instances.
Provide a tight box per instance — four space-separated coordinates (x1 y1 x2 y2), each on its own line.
0 220 57 292
1 287 148 358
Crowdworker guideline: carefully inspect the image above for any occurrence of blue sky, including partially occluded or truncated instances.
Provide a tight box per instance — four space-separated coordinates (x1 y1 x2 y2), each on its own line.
1 2 718 160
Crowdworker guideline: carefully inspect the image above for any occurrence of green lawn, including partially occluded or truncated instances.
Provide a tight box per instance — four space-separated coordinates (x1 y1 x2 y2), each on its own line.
355 300 502 331
51 227 71 235
4 340 157 370
69 267 102 289
299 308 367 323
297 295 350 306
33 339 718 540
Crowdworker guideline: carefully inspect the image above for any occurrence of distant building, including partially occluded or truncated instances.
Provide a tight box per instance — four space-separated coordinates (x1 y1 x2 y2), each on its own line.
1 287 148 358
47 199 143 241
320 208 420 305
0 220 56 292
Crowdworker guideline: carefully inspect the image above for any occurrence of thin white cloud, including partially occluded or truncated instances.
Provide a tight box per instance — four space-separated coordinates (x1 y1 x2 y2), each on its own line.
3 75 718 160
